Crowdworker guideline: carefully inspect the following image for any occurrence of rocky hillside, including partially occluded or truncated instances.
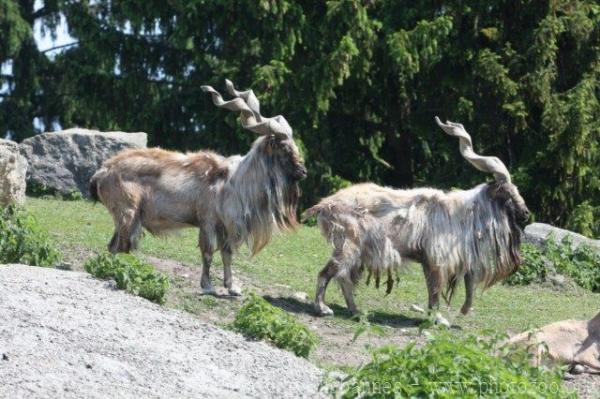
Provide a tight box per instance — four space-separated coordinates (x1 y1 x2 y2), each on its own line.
0 265 324 398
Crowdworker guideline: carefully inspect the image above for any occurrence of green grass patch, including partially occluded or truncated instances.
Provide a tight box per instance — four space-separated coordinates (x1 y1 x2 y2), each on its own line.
84 253 170 304
0 206 60 266
232 293 318 358
335 332 575 398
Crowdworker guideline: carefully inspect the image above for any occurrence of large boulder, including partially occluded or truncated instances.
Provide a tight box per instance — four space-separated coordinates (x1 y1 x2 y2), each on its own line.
524 223 600 253
0 139 28 206
20 128 146 197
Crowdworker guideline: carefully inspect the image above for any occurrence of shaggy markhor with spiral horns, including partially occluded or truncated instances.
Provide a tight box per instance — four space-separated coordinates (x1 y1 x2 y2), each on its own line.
304 117 530 316
90 80 306 296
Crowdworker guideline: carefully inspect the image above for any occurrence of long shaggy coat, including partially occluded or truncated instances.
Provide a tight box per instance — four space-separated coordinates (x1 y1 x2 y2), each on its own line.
305 181 526 316
90 133 305 294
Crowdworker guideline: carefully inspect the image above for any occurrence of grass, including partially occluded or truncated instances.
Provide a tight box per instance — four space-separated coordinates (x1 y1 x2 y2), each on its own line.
26 196 600 335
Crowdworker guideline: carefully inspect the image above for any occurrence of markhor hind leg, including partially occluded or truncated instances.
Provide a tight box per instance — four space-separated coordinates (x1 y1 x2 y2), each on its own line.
199 229 216 295
314 259 339 316
339 275 360 316
108 231 119 254
115 210 142 253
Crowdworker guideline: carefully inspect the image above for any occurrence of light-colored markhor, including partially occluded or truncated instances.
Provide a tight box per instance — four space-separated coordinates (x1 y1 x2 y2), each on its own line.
305 118 530 316
0 139 27 206
508 311 600 373
20 128 147 196
89 80 306 296
0 265 324 398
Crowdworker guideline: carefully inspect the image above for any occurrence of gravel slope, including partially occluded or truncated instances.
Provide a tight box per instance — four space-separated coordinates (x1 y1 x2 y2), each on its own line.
0 265 324 398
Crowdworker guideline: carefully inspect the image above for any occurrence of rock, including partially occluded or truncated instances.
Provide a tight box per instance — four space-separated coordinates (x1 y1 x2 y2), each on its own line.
570 364 585 375
548 273 566 288
19 128 147 197
0 139 28 206
56 262 73 271
292 291 309 302
524 223 600 253
434 312 451 328
410 304 425 313
562 372 575 381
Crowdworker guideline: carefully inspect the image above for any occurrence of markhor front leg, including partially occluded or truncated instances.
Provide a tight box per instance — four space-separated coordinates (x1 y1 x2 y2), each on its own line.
460 272 474 315
221 245 241 296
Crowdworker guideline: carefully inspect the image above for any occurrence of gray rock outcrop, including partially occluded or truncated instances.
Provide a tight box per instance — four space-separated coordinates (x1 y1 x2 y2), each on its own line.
19 128 147 197
0 265 324 398
524 223 600 253
0 139 28 206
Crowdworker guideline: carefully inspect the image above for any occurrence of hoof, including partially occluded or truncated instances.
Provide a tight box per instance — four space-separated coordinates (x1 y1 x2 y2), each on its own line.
460 305 472 315
227 285 242 296
315 303 334 316
200 284 216 296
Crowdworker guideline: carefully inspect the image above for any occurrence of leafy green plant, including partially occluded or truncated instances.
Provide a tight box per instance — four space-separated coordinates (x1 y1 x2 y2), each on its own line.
231 294 318 358
84 253 170 304
26 181 57 198
335 332 574 398
0 206 60 266
505 244 550 286
63 190 84 201
546 238 600 292
507 238 600 292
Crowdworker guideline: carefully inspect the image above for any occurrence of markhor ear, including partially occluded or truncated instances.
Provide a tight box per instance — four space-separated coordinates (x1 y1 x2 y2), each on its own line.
264 137 273 155
488 182 510 200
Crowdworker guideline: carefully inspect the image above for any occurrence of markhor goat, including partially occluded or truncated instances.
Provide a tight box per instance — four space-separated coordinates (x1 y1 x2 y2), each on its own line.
305 118 530 316
89 80 306 296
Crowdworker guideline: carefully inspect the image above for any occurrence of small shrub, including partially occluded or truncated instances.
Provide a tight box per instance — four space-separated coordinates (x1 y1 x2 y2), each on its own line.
0 206 61 266
84 253 170 304
335 333 575 398
507 239 600 292
63 190 84 201
26 181 56 197
546 238 600 292
505 244 550 286
232 294 318 358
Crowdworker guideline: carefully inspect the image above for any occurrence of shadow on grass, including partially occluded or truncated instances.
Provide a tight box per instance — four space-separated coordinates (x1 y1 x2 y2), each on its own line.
263 295 425 328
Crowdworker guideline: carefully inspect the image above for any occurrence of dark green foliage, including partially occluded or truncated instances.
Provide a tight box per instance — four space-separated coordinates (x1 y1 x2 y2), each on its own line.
505 244 550 286
336 333 575 398
232 294 318 358
1 1 599 235
0 206 60 266
545 238 600 292
84 253 170 304
506 239 600 292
